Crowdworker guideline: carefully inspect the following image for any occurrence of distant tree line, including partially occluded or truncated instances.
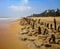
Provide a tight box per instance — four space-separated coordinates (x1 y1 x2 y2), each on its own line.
29 8 60 17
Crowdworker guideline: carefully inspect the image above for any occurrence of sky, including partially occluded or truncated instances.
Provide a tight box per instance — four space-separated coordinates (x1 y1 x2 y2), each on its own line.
0 0 60 18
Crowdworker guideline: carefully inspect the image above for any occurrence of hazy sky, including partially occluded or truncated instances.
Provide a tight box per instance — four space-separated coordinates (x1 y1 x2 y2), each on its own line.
0 0 60 18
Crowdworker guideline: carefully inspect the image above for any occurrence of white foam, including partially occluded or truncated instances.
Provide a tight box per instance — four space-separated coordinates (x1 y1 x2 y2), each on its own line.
0 18 18 27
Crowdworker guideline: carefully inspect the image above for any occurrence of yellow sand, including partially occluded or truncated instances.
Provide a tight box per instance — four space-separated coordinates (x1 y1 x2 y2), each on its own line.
0 17 60 49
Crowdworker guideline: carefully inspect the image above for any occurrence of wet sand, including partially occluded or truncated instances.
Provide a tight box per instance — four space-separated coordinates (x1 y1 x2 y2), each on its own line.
0 19 28 49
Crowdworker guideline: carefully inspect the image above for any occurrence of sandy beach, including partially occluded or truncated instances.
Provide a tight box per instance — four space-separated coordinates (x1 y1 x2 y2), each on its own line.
0 17 60 49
